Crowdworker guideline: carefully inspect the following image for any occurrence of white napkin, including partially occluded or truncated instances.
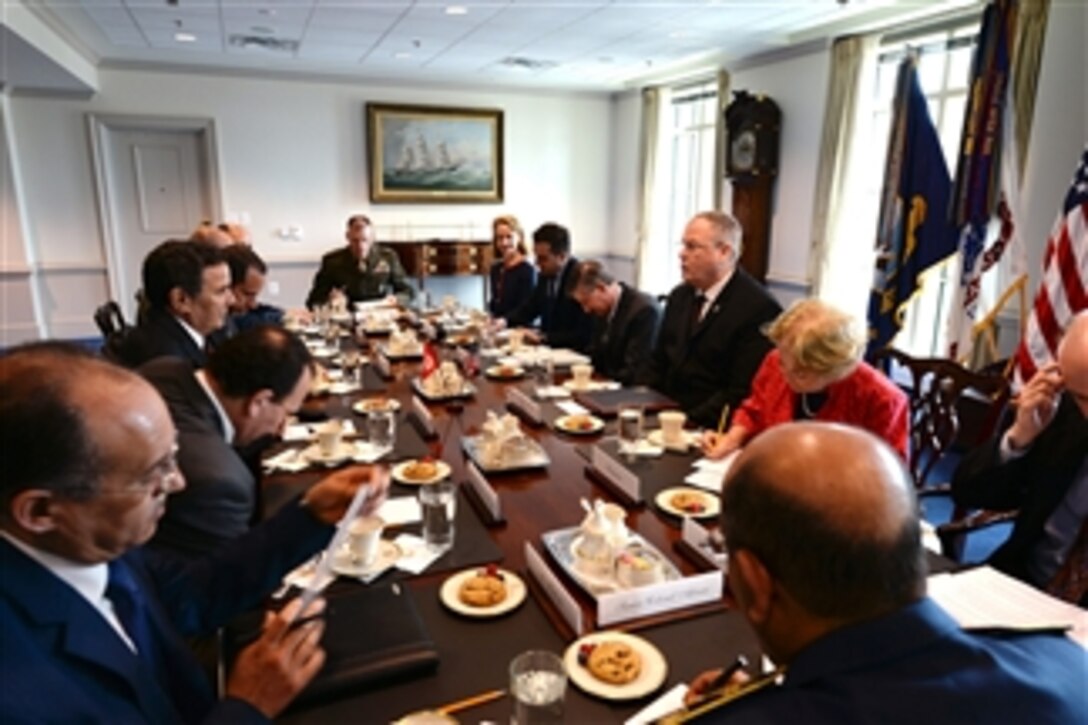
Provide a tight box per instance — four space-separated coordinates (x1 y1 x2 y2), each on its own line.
684 470 725 492
281 555 335 593
351 440 391 463
263 448 308 473
282 424 312 442
625 684 688 725
392 534 445 574
377 497 422 526
627 438 664 457
556 400 590 416
535 385 571 400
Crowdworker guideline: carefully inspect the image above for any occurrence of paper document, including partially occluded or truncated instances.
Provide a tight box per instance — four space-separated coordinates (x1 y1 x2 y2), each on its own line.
928 566 1088 648
556 400 590 416
377 497 422 526
625 683 688 725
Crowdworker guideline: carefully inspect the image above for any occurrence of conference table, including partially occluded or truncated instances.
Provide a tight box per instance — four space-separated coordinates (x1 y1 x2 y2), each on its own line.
260 327 772 722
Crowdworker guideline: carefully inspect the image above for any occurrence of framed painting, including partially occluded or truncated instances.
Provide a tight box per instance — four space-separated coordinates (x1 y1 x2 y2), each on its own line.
366 103 504 204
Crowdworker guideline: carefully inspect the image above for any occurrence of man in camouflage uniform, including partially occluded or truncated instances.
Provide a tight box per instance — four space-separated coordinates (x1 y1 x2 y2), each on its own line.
306 214 414 308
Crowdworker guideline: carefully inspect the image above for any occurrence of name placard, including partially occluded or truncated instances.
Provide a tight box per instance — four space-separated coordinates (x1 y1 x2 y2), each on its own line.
411 395 436 437
681 518 727 571
591 446 641 502
525 543 583 636
597 571 723 626
466 462 502 521
374 352 391 378
507 387 543 425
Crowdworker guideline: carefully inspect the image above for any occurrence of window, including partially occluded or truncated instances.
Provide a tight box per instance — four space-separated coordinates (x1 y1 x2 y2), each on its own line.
640 79 718 295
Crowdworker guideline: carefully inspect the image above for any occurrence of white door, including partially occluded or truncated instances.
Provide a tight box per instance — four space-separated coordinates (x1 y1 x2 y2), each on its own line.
99 126 214 322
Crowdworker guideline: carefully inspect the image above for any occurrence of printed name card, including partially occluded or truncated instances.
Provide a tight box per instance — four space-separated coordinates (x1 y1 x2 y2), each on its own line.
525 543 583 636
465 462 502 522
597 570 723 626
411 395 436 437
374 352 391 378
681 517 727 571
591 446 642 502
507 387 543 425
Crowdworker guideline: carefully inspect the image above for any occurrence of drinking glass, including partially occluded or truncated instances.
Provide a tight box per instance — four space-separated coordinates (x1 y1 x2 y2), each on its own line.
509 650 567 725
419 480 456 551
341 349 361 385
366 409 396 450
618 405 644 455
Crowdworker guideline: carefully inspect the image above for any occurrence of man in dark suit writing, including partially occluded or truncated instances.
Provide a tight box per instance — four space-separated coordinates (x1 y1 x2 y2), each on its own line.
570 260 661 385
644 211 781 429
0 343 388 722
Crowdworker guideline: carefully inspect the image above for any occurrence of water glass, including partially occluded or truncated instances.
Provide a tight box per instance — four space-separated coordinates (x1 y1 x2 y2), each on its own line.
341 349 361 383
419 480 456 551
509 650 567 725
366 409 396 449
324 322 340 351
618 405 643 454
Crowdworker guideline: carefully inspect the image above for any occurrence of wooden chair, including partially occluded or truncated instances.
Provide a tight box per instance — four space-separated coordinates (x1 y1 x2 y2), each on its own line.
93 301 128 337
875 348 1017 560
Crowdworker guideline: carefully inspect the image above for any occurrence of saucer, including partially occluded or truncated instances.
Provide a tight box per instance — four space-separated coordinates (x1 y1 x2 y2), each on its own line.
563 631 668 701
439 568 527 618
301 441 354 466
485 365 525 380
646 429 701 451
330 540 402 578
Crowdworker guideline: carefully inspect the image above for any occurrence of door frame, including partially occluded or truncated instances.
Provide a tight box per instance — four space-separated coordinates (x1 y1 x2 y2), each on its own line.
86 113 223 311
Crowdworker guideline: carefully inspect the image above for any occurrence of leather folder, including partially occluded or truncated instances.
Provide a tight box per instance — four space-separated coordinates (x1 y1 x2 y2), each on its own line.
224 582 440 708
574 386 679 417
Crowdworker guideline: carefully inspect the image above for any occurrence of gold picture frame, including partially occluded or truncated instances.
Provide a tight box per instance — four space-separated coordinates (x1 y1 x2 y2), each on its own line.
366 103 504 204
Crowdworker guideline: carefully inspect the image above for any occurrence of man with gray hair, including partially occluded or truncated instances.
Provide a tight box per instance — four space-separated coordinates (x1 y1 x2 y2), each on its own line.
570 260 661 385
644 211 780 429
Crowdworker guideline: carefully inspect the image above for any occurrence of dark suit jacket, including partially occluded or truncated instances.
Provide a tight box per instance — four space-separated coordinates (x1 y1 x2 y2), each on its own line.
488 260 536 321
507 257 594 352
588 284 661 385
643 269 781 429
0 500 330 723
140 358 258 560
306 245 414 308
952 396 1088 586
120 311 207 369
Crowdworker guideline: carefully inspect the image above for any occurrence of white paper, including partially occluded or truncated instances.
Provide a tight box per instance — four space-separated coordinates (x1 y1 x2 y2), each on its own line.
466 462 502 520
625 684 689 725
263 447 308 473
412 395 436 436
556 400 589 416
928 566 1088 648
535 385 571 400
376 497 422 526
591 446 642 502
281 555 335 593
507 387 543 424
597 570 723 626
352 440 392 463
919 521 942 554
693 451 739 477
525 542 583 635
392 533 445 574
684 470 725 493
283 424 312 442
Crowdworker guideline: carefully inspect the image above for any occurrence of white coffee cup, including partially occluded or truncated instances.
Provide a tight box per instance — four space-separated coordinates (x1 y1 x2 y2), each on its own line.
659 410 688 447
347 515 385 566
571 364 593 387
316 420 344 457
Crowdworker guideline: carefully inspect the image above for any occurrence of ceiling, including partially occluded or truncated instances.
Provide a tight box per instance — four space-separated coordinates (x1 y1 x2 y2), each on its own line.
25 0 979 92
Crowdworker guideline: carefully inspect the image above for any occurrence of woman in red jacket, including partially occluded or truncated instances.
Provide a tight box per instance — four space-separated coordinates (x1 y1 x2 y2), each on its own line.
702 298 909 461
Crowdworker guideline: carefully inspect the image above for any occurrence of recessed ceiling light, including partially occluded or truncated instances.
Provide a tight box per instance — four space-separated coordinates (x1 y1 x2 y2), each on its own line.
445 5 468 15
394 51 413 59
174 32 197 42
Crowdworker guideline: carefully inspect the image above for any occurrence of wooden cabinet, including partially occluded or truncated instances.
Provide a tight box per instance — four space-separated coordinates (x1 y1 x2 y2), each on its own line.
382 239 495 296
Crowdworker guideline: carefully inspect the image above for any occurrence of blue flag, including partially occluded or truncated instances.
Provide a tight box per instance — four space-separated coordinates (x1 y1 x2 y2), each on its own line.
866 57 956 358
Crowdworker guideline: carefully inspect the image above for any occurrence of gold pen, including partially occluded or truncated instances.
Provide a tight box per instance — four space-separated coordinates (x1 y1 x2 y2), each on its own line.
716 404 731 435
437 688 506 716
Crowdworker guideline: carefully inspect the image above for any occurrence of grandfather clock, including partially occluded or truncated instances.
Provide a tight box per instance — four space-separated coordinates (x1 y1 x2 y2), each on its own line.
725 91 781 283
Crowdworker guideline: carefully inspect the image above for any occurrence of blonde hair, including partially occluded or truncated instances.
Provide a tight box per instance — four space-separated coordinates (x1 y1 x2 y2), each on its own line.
492 214 527 255
765 299 865 378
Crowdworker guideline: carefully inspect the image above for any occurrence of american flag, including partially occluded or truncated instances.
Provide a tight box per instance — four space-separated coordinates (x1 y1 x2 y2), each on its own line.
1012 147 1088 387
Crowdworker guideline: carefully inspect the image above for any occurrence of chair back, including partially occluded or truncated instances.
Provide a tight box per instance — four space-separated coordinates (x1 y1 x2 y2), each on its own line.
94 301 129 337
875 348 1010 491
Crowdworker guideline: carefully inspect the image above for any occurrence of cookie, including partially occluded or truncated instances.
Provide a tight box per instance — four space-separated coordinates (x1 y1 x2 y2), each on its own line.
669 491 707 513
404 461 438 480
587 641 642 685
458 573 507 607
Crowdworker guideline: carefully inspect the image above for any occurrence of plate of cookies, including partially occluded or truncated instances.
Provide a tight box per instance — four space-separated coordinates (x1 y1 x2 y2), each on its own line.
654 487 721 520
353 397 402 414
563 631 667 700
439 564 527 618
554 414 605 436
485 364 525 380
392 458 452 485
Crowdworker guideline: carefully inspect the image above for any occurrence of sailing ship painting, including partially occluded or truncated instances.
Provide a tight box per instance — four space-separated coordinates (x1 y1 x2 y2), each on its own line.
368 104 503 203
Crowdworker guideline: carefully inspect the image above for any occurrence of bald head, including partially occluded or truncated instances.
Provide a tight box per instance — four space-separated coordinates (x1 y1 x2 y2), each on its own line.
1058 311 1088 417
722 422 925 621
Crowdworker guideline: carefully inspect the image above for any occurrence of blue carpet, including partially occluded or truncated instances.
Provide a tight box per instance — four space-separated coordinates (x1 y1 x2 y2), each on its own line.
919 451 1012 565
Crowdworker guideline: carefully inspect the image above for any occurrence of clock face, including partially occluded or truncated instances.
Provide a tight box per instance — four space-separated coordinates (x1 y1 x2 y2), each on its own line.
731 130 757 172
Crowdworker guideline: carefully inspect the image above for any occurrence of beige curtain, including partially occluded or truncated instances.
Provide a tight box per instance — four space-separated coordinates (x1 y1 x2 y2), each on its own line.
808 35 878 301
635 87 661 290
713 68 731 210
1011 0 1050 174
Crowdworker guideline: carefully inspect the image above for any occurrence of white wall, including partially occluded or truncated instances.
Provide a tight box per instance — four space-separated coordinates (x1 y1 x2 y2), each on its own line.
5 69 612 339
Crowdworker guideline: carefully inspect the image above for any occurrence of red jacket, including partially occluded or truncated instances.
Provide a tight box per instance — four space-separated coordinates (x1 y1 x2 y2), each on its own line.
734 350 910 460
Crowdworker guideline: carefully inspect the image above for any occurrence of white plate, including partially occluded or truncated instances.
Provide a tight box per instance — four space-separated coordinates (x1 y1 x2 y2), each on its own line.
328 381 360 395
485 365 525 380
439 568 527 618
353 398 402 414
654 487 721 520
554 414 605 435
392 459 453 485
562 379 621 392
330 540 402 578
564 631 668 701
646 429 701 451
301 441 354 466
310 347 338 359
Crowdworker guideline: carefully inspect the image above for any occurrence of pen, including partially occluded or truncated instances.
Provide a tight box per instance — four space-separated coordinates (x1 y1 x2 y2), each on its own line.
691 655 749 706
716 404 731 435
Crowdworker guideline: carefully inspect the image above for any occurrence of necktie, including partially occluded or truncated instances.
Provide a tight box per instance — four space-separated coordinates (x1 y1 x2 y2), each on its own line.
106 560 157 666
691 293 707 336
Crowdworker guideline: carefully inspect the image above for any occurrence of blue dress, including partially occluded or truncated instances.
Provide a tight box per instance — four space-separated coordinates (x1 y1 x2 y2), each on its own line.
488 259 536 321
